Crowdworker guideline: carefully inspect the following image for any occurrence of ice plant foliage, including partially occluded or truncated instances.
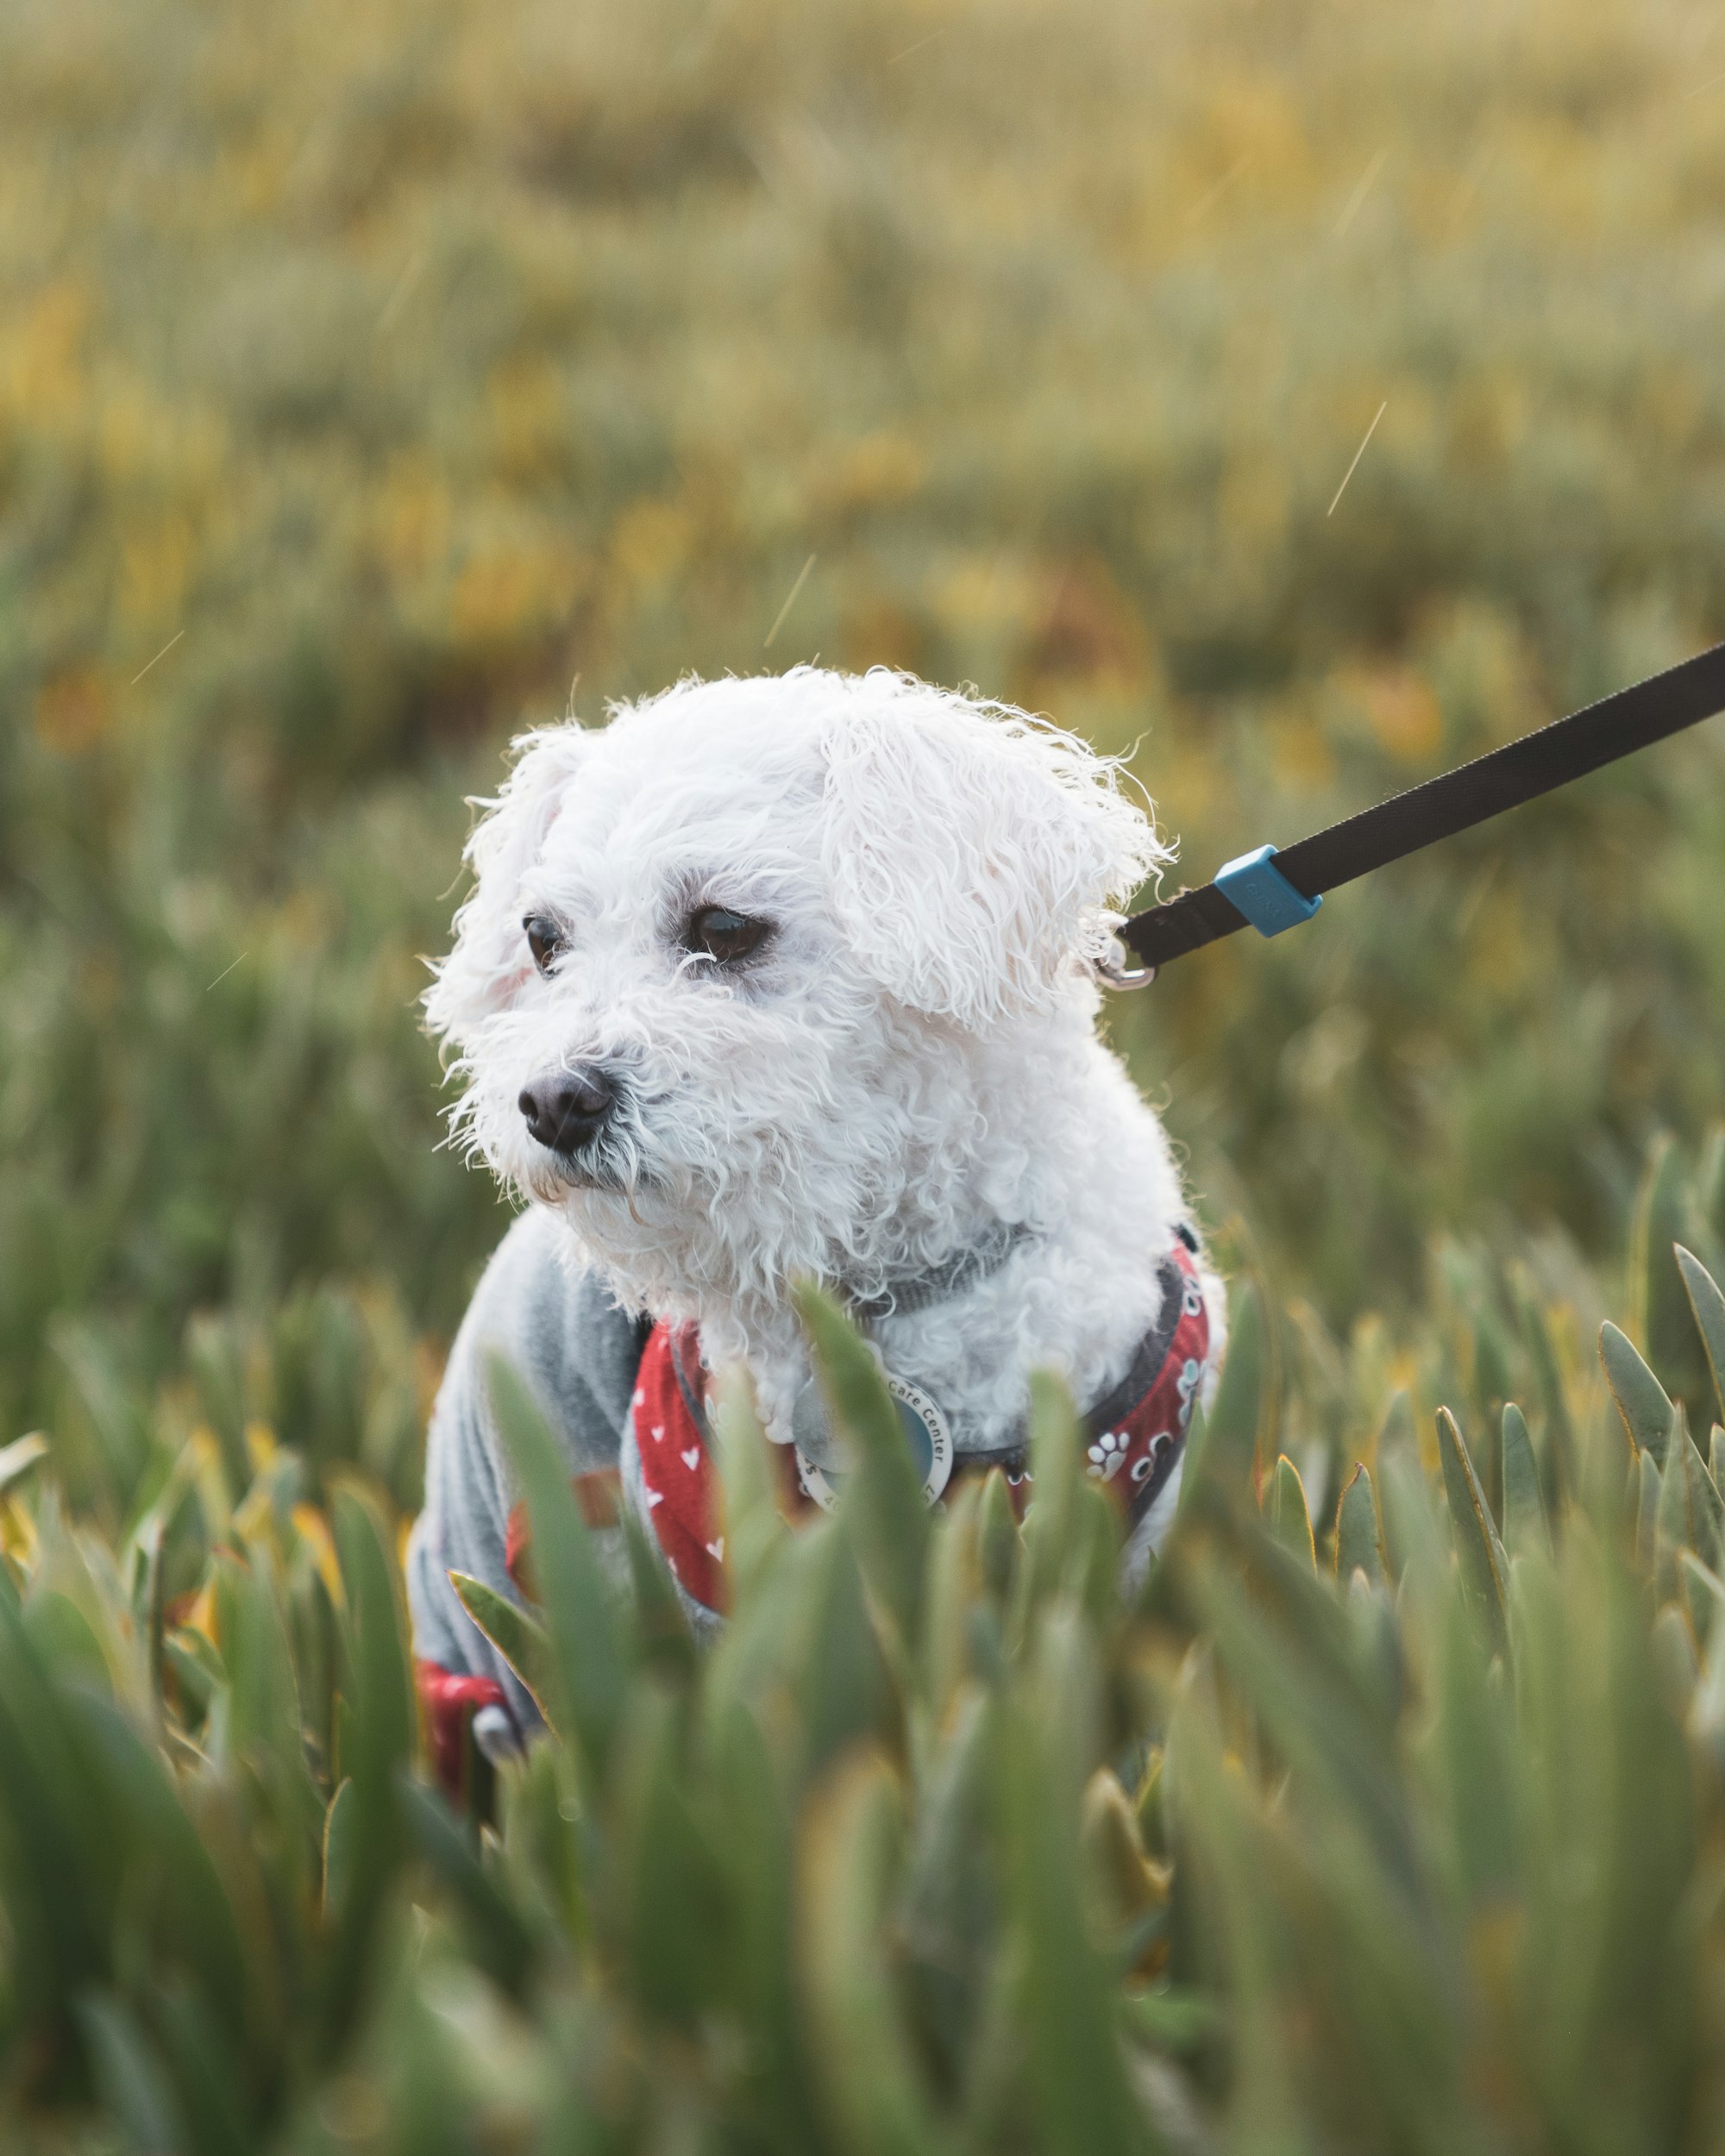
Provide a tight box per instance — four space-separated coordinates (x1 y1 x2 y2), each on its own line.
0 1137 1720 2149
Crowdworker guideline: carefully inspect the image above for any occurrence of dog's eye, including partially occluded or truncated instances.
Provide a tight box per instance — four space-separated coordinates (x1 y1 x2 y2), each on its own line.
524 915 568 974
683 906 770 965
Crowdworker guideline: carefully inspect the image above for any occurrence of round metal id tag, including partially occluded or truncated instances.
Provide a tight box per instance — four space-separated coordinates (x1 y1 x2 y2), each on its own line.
790 1364 953 1513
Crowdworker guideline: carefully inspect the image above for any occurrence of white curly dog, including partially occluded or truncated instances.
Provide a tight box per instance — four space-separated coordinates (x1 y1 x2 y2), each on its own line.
407 667 1224 1766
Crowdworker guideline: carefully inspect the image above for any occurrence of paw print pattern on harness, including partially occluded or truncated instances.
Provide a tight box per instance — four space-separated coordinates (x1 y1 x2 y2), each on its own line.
1087 1429 1129 1481
1131 1438 1170 1485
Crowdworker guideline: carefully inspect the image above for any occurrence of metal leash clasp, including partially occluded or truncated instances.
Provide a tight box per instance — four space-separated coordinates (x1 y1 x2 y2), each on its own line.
1094 928 1156 991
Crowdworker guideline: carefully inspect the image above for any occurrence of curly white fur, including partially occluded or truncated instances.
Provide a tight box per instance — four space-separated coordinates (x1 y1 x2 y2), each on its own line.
429 666 1224 1564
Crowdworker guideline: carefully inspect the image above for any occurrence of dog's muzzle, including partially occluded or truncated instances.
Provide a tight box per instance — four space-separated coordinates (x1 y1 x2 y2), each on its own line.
518 1065 621 1158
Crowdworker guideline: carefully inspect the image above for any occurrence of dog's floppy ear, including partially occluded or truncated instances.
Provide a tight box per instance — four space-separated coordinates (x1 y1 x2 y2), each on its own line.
819 674 1170 1028
424 724 592 1049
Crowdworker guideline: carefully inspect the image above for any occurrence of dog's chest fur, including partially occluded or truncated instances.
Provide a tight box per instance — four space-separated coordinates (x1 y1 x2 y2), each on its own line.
684 1037 1224 1459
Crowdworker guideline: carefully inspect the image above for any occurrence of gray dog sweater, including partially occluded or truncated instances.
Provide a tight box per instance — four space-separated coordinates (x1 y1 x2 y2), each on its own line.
406 1207 646 1762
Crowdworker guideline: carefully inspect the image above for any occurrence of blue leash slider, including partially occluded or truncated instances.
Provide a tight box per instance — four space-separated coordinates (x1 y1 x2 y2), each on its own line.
1214 844 1322 938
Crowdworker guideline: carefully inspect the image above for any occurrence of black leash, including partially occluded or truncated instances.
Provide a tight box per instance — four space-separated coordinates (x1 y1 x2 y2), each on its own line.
1115 639 1725 980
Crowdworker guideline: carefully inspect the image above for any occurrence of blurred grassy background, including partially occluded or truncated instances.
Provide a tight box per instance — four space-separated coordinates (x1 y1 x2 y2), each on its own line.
5 0 1725 1463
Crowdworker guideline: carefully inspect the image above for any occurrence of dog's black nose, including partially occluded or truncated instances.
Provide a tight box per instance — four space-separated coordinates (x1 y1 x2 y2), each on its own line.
518 1067 618 1153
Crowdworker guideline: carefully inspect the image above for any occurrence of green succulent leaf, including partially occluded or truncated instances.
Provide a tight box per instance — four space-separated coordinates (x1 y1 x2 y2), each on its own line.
1600 1322 1676 1463
1633 1141 1713 1409
77 1992 187 2156
0 1433 49 1498
398 1771 536 1996
1515 1284 1577 1503
1653 1407 1724 1587
1334 1463 1384 1586
800 1754 951 2156
712 1363 789 1615
1375 1388 1419 1467
323 1485 416 2041
1436 1409 1509 1658
795 1284 930 1652
1000 1610 1146 2156
1020 1369 1084 1619
486 1351 630 1785
792 1519 899 1783
1269 1455 1315 1569
1185 1278 1264 1503
1636 1450 1663 1573
448 1569 556 1729
1500 1403 1549 1557
976 1467 1021 1608
322 1776 355 1919
1440 1590 1515 1906
1677 1245 1725 1424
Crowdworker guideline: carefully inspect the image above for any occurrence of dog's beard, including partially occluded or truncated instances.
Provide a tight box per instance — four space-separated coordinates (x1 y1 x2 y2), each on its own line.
454 991 1011 1333
520 1131 649 1202
552 1123 855 1316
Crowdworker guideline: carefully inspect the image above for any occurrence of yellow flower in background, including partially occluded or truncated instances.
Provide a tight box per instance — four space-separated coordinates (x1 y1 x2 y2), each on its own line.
3 281 91 429
1358 667 1444 766
120 513 196 630
935 554 1022 632
813 431 925 514
610 497 694 592
1218 458 1289 551
1273 715 1338 795
450 525 591 651
374 459 454 581
487 357 568 481
34 670 113 755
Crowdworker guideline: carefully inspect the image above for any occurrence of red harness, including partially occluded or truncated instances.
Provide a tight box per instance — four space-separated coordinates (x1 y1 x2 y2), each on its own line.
635 1238 1210 1614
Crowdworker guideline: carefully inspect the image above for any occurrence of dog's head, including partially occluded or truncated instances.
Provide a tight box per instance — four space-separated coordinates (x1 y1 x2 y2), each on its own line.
427 667 1168 1306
